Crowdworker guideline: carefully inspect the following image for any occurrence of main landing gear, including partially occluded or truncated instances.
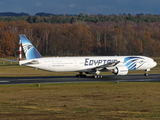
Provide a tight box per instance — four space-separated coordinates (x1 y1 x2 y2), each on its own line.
76 71 103 78
92 75 103 78
76 72 86 78
92 70 103 78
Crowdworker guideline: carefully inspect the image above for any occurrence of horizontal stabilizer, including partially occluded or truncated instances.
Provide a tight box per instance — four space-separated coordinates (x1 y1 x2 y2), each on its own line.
20 60 39 65
4 59 19 63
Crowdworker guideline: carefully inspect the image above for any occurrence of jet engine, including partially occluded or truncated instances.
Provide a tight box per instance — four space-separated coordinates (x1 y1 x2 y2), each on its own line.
113 65 128 75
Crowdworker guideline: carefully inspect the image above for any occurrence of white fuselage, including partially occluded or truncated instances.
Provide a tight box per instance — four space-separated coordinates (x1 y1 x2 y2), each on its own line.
19 56 157 73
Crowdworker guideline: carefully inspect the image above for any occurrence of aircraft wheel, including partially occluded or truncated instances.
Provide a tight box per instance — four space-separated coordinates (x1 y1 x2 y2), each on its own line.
144 73 148 76
76 74 79 78
83 75 86 77
76 74 86 78
92 75 102 78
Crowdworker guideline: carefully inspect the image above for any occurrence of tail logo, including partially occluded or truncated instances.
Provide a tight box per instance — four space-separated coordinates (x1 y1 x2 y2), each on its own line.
19 34 42 59
23 43 33 54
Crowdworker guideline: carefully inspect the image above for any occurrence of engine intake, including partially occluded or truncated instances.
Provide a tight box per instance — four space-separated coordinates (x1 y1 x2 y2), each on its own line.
113 65 128 75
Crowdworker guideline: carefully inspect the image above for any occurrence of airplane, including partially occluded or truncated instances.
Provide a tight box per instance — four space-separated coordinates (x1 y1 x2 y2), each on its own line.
8 34 157 78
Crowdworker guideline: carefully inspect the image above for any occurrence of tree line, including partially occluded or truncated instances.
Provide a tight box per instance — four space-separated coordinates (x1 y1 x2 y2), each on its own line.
0 20 160 57
1 13 160 24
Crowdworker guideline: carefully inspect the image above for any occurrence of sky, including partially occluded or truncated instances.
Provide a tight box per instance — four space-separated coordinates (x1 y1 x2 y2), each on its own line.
0 0 160 15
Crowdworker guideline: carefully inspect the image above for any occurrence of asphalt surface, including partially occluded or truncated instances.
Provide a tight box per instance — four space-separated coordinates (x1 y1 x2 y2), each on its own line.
0 74 160 85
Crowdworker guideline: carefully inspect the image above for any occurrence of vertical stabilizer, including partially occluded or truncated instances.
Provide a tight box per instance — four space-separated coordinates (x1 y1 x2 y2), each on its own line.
19 34 42 60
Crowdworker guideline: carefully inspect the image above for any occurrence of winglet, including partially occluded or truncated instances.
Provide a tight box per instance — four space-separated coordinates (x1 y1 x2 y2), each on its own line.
19 34 42 60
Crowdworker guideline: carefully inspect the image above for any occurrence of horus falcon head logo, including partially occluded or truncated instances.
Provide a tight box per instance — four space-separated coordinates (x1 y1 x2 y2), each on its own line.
124 57 145 70
23 43 33 54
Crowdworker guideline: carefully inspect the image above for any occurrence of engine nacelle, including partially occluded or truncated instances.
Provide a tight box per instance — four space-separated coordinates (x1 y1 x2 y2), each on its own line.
113 65 128 75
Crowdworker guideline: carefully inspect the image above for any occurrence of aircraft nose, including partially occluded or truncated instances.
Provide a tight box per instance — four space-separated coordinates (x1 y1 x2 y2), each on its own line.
151 60 157 68
153 61 157 68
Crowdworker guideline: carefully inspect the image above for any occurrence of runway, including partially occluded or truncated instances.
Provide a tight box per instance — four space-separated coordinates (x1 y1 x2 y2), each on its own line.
0 74 160 85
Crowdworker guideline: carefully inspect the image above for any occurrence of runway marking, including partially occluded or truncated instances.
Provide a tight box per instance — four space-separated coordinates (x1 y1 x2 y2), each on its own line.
17 79 51 81
0 81 10 83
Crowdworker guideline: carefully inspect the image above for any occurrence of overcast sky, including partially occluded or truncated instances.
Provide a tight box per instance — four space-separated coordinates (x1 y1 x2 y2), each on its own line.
0 0 160 15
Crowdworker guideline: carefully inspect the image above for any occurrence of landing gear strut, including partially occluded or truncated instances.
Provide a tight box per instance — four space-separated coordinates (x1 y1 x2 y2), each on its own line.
92 70 103 78
76 72 86 78
144 69 150 76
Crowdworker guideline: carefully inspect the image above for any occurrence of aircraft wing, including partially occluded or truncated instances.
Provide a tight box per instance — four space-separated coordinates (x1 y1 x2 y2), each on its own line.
90 61 120 71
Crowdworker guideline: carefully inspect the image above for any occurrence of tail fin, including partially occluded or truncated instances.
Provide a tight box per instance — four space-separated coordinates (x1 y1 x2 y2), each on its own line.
19 34 42 60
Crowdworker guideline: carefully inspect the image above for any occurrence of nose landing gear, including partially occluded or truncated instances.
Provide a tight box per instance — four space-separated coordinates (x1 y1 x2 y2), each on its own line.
144 69 150 76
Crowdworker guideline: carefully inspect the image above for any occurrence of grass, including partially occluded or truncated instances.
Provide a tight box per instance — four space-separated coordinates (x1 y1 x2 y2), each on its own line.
0 82 160 120
0 57 160 119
